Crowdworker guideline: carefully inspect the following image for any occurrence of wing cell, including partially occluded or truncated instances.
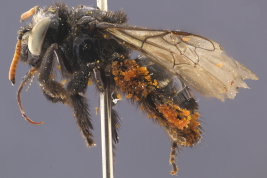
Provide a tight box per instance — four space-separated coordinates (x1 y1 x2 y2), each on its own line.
98 23 258 100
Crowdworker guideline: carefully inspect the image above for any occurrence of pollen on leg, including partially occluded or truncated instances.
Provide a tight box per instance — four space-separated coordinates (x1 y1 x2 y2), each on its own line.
181 112 202 146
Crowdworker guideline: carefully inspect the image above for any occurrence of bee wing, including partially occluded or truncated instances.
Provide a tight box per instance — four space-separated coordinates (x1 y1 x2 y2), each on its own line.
97 23 258 100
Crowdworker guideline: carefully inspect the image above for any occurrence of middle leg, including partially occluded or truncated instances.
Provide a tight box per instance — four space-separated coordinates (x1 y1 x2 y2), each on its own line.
38 43 68 103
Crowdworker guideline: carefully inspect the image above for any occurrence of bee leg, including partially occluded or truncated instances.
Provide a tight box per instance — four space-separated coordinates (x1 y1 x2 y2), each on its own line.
17 67 44 125
54 46 73 77
41 90 65 103
110 92 121 160
38 43 68 103
169 141 179 175
111 91 121 144
67 63 96 146
93 68 105 92
93 65 122 151
94 65 122 143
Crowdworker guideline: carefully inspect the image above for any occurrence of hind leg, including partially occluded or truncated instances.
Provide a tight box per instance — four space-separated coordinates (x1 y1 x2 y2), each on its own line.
66 63 97 146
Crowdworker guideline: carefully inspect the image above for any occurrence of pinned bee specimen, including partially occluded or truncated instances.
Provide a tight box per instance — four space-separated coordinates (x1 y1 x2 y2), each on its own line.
9 2 258 175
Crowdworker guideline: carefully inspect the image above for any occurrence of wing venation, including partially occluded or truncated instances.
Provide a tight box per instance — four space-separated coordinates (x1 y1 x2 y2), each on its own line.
97 23 258 100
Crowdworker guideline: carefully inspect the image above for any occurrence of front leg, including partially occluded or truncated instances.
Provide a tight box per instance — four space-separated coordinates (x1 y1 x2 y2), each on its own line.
17 67 44 125
38 43 96 146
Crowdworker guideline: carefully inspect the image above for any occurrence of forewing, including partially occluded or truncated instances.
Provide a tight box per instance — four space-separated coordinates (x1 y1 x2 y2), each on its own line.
97 23 258 100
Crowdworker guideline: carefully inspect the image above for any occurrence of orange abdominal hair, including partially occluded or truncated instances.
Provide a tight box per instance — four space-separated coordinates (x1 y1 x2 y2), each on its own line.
9 39 22 85
20 6 39 22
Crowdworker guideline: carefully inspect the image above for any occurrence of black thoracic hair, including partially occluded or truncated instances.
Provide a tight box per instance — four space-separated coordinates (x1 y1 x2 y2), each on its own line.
11 2 257 175
19 2 132 147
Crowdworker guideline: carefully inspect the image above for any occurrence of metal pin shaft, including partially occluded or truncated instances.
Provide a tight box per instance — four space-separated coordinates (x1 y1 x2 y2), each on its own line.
97 1 113 178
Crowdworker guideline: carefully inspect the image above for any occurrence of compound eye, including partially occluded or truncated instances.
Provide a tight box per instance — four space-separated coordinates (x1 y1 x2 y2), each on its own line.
28 17 51 56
